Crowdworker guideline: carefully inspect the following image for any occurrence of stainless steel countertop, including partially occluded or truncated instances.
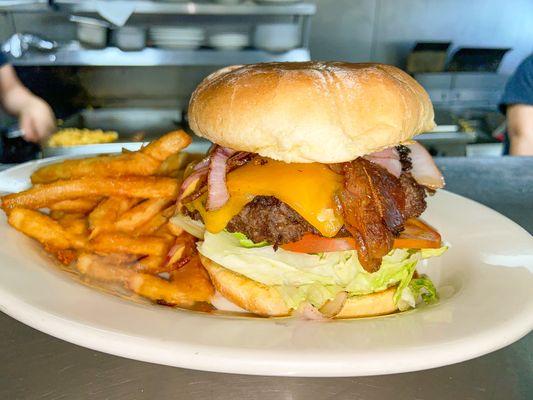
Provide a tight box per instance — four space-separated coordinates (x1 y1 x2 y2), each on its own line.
1 156 532 399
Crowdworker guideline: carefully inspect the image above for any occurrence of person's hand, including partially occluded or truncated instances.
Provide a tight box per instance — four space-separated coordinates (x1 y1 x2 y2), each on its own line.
19 96 56 143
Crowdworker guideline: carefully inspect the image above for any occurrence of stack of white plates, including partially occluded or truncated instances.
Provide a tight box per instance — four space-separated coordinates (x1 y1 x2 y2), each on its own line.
209 33 249 50
254 0 301 4
150 26 205 49
254 23 300 52
212 0 244 4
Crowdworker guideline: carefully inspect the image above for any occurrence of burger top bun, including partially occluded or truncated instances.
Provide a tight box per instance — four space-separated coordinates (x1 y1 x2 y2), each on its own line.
188 62 435 163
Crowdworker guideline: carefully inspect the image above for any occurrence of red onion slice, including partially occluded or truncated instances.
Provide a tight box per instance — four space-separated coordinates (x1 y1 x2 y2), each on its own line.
193 157 211 171
178 146 239 208
206 146 232 210
221 146 237 157
319 291 348 317
407 142 445 189
364 147 402 177
368 147 399 159
178 166 208 202
164 242 183 266
294 302 329 321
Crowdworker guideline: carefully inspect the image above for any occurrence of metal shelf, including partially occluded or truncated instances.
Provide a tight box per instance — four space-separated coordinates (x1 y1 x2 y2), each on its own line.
54 1 316 16
9 45 311 66
0 1 316 15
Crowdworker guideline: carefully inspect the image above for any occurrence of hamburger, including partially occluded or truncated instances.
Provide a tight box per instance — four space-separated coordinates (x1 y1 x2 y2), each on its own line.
171 62 447 319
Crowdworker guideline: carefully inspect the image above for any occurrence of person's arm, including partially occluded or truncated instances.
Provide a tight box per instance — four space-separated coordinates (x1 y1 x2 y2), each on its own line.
0 64 56 142
507 104 533 156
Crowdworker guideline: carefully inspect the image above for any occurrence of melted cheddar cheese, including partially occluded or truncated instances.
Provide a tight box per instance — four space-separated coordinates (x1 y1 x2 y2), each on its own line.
191 159 344 237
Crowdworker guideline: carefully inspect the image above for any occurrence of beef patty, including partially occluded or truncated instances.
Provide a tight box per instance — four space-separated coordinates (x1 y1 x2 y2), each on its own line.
226 196 319 245
183 174 427 247
400 173 427 220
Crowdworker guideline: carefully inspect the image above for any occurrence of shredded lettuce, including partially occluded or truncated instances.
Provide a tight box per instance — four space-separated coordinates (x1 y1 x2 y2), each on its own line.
231 232 269 248
409 276 439 304
198 231 446 310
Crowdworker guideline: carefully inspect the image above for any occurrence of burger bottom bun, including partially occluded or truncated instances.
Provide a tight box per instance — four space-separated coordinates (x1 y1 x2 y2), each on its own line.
200 255 399 318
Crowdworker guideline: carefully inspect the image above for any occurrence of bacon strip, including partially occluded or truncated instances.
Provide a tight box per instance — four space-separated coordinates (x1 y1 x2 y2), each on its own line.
340 158 406 272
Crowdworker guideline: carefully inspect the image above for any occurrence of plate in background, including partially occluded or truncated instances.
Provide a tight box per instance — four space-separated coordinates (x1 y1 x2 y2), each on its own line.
0 160 532 377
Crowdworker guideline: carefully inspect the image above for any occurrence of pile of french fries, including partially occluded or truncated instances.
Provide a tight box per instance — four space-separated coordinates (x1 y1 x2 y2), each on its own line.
0 130 214 309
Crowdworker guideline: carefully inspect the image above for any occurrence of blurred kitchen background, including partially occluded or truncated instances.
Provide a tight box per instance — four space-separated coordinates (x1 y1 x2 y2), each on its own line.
1 0 532 160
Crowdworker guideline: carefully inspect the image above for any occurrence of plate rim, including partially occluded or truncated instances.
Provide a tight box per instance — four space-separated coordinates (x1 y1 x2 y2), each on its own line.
0 159 532 377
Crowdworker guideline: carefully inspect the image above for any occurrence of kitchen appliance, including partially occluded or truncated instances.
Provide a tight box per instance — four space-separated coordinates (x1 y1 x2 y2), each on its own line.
406 42 451 73
447 47 510 72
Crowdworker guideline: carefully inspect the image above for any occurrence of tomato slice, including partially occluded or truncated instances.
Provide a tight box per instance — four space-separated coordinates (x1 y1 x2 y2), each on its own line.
281 219 441 254
281 234 356 253
393 218 442 249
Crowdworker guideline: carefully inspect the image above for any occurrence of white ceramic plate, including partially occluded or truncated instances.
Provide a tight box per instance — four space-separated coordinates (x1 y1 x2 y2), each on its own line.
0 159 532 377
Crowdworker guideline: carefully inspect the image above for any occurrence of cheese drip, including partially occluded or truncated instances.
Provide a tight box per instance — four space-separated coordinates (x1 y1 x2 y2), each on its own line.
191 159 344 237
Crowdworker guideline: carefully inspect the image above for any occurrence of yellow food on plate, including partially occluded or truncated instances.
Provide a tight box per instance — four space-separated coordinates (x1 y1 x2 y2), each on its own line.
48 128 119 147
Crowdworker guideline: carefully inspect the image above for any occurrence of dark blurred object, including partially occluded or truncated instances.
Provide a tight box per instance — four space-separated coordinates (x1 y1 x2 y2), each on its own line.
0 126 40 163
14 66 89 120
447 48 510 72
407 42 451 73
2 33 58 59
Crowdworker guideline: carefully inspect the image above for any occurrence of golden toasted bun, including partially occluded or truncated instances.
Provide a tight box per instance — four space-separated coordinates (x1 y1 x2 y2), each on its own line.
200 255 399 318
189 62 435 163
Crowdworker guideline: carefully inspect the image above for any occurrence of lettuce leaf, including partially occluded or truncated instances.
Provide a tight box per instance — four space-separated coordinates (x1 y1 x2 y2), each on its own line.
409 276 439 304
198 231 446 310
231 232 269 248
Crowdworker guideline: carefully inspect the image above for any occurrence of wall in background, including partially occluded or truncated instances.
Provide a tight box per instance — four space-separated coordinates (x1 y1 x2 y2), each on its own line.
310 0 533 75
1 0 532 109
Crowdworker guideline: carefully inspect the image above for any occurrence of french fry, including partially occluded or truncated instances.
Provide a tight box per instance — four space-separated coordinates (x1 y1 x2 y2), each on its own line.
1 176 179 211
88 197 138 237
48 197 102 214
137 212 168 236
98 253 139 265
90 232 170 256
77 253 208 307
76 253 134 284
170 255 214 303
56 213 89 237
156 152 187 178
30 152 161 184
115 198 171 233
43 244 78 266
128 273 196 307
55 248 78 265
133 255 166 274
8 208 77 249
153 223 174 241
49 210 66 220
2 129 206 312
141 130 191 162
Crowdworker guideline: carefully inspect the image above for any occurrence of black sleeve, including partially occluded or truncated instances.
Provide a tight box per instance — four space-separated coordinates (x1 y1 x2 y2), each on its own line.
0 51 7 67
